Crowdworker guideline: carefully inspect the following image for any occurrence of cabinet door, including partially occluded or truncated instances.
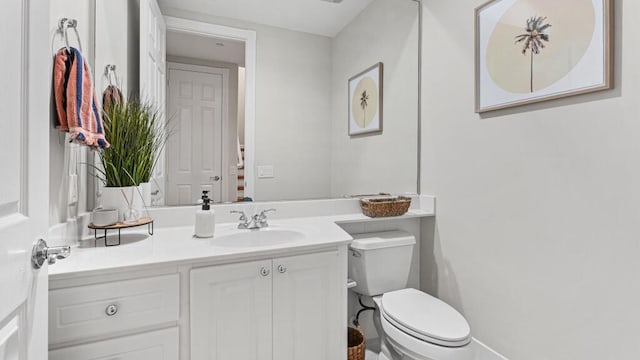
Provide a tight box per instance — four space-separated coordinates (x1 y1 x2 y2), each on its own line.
272 251 342 360
191 260 273 360
49 327 178 360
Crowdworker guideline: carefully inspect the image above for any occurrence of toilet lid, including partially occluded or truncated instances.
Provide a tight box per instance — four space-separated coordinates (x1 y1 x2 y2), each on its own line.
381 288 471 346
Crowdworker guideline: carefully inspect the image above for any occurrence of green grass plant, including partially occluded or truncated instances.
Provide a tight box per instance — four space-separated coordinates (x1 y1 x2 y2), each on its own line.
95 97 168 187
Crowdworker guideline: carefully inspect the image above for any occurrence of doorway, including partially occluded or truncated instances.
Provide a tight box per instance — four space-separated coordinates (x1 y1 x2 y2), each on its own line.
166 63 229 205
165 26 250 204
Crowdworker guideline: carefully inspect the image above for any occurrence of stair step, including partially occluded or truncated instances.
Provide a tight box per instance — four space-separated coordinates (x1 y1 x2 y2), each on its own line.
237 185 245 191
237 174 245 180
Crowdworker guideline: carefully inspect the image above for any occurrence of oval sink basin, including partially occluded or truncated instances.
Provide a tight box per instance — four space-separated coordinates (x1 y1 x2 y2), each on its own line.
211 228 305 248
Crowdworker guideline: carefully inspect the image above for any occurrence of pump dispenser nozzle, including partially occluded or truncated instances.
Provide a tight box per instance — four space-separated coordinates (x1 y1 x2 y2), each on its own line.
201 190 211 210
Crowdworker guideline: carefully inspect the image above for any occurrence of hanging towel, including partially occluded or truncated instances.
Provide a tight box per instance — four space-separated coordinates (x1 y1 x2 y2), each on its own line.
53 47 109 149
102 84 123 114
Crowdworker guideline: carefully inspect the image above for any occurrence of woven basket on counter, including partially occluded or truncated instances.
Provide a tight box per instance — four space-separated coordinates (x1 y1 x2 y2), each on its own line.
360 196 412 218
347 327 365 360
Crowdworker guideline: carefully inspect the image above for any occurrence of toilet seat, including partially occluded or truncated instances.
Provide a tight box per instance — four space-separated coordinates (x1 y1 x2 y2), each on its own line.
381 288 471 347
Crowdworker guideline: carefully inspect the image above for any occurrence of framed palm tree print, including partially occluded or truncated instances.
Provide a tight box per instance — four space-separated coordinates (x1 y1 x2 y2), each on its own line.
349 63 383 135
475 0 613 113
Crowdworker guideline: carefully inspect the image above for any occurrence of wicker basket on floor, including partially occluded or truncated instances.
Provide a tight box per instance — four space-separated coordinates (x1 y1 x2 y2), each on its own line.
360 196 412 218
348 327 365 360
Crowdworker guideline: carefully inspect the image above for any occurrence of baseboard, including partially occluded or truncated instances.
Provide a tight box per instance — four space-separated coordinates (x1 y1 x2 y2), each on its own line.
361 335 507 360
471 337 508 360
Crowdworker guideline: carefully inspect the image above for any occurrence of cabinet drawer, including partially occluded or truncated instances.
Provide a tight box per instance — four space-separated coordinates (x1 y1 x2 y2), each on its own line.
49 274 179 345
49 327 179 360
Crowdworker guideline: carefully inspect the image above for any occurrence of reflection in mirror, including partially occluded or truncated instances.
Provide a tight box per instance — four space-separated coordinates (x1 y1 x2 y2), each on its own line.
92 0 420 207
165 33 246 205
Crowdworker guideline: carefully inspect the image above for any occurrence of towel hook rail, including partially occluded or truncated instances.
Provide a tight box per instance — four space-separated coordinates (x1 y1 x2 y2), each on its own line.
58 18 83 53
104 65 118 86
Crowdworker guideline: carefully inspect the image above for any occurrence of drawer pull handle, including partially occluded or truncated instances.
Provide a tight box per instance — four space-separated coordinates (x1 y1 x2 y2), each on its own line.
105 304 118 316
278 264 287 274
260 267 270 276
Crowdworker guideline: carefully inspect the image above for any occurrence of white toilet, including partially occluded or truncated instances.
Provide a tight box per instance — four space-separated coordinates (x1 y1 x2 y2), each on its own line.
349 231 473 360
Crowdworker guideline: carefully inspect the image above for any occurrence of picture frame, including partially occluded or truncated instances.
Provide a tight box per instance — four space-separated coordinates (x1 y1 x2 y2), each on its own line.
349 62 383 135
475 0 613 113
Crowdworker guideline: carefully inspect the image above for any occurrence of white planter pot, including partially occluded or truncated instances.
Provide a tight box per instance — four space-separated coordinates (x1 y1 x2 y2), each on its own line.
102 186 144 223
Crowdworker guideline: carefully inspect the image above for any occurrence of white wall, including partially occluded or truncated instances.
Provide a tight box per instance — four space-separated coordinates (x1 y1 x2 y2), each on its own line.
330 0 419 197
420 1 640 359
160 7 333 201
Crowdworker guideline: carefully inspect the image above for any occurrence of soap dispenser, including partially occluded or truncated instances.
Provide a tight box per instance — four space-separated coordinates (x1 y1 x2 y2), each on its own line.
195 190 215 238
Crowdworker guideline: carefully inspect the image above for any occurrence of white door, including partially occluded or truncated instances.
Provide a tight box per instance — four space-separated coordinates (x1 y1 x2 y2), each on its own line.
140 0 167 204
0 0 51 359
190 260 272 360
272 252 342 360
166 64 229 205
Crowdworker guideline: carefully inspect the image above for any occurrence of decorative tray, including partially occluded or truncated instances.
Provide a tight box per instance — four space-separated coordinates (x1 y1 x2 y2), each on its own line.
88 217 154 246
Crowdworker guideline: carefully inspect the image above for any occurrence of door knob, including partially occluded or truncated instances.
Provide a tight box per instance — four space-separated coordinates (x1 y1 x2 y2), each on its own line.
210 176 221 181
277 265 287 274
32 239 71 269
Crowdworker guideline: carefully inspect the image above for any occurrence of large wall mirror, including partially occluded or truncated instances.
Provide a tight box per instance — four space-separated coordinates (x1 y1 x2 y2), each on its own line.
52 0 420 216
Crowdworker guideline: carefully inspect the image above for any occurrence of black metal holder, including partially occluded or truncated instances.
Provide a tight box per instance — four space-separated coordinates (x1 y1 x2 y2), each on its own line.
90 218 154 247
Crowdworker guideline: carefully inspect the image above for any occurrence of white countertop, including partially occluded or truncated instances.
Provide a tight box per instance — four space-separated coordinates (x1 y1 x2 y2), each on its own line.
48 198 435 280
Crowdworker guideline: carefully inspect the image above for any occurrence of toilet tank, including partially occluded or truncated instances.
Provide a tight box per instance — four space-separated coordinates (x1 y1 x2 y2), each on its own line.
348 230 415 296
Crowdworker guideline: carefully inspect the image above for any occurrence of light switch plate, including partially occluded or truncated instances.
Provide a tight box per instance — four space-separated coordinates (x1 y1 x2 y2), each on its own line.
257 165 274 178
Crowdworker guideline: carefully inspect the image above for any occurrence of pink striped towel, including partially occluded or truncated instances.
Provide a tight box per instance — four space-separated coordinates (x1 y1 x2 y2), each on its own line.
53 47 109 149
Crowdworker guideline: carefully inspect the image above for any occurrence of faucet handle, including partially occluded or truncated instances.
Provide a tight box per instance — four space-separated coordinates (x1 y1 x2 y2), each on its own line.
258 209 276 219
254 209 276 228
230 210 248 221
231 210 251 229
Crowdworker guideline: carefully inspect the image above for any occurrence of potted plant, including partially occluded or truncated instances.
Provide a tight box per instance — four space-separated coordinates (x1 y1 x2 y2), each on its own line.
96 96 167 222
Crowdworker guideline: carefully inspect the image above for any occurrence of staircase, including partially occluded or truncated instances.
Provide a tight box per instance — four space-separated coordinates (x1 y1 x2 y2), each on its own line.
236 145 245 202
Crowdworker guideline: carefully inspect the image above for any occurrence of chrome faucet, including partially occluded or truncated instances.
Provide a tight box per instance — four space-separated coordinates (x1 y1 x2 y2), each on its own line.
230 209 276 230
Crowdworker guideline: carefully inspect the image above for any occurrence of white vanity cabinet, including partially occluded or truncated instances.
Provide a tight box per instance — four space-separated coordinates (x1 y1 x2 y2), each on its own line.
190 250 344 360
49 245 348 360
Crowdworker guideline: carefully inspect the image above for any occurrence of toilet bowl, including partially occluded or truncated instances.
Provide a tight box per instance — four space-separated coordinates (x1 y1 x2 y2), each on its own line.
373 290 473 360
348 231 473 360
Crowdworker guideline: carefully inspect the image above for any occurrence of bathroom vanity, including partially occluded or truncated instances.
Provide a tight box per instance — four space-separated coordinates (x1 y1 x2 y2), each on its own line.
47 219 352 360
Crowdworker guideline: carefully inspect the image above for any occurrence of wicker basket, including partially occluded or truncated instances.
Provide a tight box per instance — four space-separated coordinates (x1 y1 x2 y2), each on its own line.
360 196 412 218
347 327 365 360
